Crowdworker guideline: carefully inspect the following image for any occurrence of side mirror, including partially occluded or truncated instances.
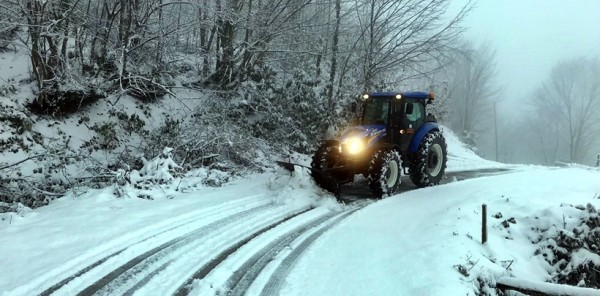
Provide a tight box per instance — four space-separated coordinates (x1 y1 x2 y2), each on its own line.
351 102 357 113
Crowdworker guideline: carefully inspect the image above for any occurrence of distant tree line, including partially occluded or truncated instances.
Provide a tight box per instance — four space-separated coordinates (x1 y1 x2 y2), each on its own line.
524 57 600 165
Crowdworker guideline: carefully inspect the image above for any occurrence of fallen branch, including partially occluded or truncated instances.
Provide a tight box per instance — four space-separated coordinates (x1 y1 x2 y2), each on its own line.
0 154 46 171
496 277 600 296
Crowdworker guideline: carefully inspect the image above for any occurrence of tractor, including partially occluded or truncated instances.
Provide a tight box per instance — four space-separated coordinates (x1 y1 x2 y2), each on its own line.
278 91 447 198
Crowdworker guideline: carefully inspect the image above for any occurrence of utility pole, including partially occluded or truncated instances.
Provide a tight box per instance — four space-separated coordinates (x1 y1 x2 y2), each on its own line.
493 102 499 162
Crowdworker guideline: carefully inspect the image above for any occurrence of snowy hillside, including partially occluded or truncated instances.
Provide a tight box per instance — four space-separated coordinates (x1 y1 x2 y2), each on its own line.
1 128 599 295
442 126 507 172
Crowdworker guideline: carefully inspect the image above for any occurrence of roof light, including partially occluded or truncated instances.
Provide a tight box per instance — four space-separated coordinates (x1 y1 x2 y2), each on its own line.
395 94 402 99
428 92 436 100
362 94 369 100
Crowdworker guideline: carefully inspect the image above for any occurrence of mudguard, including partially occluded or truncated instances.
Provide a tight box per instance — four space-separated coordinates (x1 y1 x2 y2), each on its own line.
408 123 440 153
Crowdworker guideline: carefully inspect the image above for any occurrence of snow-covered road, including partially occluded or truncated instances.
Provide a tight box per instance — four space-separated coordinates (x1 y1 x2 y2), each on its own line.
5 192 372 296
1 166 515 296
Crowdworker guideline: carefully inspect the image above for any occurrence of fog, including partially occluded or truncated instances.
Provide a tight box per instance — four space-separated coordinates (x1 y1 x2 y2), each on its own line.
455 0 600 98
449 1 600 166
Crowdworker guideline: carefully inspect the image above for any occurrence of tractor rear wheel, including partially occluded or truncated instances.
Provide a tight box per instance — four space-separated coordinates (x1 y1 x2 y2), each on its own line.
368 149 402 198
409 130 447 187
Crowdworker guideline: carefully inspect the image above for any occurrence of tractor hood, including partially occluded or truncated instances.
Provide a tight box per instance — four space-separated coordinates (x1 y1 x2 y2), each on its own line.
340 124 387 146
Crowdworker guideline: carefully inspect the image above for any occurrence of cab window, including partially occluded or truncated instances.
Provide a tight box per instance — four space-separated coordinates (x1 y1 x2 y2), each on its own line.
363 99 389 125
406 102 423 122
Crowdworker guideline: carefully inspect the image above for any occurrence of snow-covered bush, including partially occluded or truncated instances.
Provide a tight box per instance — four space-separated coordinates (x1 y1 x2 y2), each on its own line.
142 105 270 172
0 25 18 52
215 67 352 154
535 203 600 288
129 147 182 187
0 82 17 97
1 151 83 207
0 105 40 153
27 85 107 117
0 202 31 222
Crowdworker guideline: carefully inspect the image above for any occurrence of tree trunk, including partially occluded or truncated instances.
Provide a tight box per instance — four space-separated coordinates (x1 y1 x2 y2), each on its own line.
27 0 53 104
326 0 341 113
214 0 242 87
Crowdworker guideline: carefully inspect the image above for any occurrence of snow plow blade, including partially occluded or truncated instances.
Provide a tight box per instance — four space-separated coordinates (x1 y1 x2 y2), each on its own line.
275 161 341 197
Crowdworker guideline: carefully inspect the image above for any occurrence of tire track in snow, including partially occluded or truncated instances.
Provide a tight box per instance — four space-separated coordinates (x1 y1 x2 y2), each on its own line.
258 208 360 296
223 210 339 296
97 204 309 296
172 206 316 296
39 195 267 296
75 203 279 296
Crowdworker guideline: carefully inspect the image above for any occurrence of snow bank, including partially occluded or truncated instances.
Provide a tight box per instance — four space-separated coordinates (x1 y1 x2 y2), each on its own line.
442 126 507 172
267 167 342 211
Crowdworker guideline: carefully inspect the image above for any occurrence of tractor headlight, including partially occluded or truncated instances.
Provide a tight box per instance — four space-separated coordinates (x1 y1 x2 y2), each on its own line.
344 137 365 155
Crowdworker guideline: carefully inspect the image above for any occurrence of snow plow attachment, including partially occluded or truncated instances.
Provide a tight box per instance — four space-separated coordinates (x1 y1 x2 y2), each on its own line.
275 161 341 197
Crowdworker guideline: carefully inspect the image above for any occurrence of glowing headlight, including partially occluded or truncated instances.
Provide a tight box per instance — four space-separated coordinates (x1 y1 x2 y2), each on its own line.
345 137 365 155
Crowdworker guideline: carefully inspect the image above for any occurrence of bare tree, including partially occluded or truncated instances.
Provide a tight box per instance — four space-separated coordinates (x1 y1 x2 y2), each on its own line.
338 0 473 92
0 1 21 51
444 41 499 148
326 0 341 113
530 57 600 164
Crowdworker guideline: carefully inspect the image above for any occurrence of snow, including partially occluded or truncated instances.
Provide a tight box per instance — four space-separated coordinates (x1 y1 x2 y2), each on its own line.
0 60 600 295
0 48 29 83
442 126 508 172
497 277 600 296
2 105 600 295
280 167 600 295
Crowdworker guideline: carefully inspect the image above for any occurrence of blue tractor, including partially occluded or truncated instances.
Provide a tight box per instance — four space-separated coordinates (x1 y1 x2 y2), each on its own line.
279 91 447 198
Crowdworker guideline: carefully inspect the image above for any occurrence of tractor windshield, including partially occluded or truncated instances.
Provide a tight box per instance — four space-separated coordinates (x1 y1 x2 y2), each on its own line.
362 98 390 125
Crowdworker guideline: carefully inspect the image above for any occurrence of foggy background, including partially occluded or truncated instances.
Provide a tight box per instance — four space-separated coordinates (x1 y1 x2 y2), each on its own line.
448 0 600 166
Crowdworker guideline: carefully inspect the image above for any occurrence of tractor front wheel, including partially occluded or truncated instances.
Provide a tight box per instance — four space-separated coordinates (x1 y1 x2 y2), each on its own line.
311 143 342 196
409 130 447 187
368 149 402 198
311 143 339 171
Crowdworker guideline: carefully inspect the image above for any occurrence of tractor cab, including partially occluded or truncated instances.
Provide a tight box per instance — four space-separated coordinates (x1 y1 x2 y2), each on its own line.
343 92 436 156
359 92 434 151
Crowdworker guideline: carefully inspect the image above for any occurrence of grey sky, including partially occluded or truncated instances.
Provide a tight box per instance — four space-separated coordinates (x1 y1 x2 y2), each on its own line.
451 0 600 106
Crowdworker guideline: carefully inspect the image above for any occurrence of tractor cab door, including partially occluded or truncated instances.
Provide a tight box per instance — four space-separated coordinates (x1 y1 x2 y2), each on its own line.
389 100 403 146
399 99 426 151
